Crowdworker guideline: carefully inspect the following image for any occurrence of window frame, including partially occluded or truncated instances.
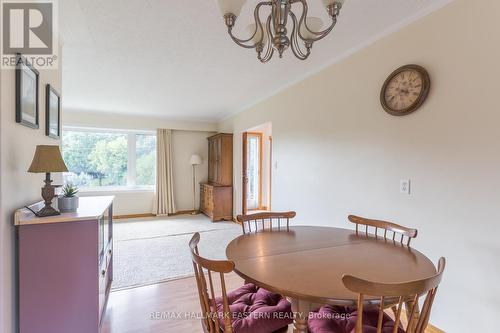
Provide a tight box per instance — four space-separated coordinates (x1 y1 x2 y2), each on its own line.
62 126 156 192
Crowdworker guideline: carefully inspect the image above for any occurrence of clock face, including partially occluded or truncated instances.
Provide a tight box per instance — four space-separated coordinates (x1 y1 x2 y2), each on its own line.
381 65 430 116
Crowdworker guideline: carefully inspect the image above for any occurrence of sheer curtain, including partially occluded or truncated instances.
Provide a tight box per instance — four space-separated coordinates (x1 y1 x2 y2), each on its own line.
153 129 176 215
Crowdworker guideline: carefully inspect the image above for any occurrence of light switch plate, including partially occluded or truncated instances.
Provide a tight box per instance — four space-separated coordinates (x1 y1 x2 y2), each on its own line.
400 179 410 194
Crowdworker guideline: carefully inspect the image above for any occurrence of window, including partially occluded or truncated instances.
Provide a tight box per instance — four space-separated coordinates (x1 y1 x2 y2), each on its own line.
62 128 156 190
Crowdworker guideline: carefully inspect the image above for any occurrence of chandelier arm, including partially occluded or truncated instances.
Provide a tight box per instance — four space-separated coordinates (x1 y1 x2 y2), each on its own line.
290 11 309 60
296 0 338 42
228 1 270 48
259 14 274 63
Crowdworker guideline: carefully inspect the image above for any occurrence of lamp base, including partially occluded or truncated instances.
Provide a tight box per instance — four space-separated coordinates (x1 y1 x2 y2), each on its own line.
36 172 60 217
36 205 61 217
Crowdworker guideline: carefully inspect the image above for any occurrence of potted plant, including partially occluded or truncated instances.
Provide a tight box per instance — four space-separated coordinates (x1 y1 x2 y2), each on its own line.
58 183 79 212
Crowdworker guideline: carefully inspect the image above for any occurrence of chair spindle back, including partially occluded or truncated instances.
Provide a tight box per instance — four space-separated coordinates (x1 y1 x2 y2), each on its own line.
343 257 446 333
236 211 296 234
348 215 418 246
189 232 235 333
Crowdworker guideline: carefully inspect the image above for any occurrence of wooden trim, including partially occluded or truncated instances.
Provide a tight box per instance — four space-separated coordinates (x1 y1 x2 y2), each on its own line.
269 135 272 211
113 213 155 220
426 324 445 333
169 210 199 216
207 133 233 140
114 210 204 220
242 132 248 215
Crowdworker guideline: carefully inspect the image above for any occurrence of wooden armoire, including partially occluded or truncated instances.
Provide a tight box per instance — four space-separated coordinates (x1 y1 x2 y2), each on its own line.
200 133 233 222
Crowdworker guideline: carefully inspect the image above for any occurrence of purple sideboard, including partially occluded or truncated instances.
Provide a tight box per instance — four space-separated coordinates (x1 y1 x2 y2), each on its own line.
15 196 114 333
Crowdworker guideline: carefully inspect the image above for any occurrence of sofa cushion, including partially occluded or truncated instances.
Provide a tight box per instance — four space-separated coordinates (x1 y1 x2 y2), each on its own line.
308 305 405 333
214 283 293 333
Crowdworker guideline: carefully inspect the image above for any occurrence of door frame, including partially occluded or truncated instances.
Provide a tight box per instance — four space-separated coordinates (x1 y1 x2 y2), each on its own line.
268 135 272 211
242 132 263 214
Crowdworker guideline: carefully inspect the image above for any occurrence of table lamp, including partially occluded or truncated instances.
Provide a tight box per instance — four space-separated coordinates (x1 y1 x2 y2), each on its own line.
28 145 68 217
189 154 202 214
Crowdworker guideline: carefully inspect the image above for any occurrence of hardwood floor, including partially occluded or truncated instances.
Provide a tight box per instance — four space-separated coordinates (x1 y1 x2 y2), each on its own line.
101 273 246 333
102 273 443 333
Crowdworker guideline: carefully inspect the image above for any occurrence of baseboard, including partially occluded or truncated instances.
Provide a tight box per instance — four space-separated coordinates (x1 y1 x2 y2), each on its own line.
114 213 156 220
426 324 445 333
114 211 204 219
169 210 199 216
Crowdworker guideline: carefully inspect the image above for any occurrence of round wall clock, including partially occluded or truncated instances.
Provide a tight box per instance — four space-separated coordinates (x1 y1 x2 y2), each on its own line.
380 64 430 116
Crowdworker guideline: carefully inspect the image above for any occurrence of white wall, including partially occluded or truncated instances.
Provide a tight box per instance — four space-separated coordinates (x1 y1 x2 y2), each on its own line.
172 130 211 211
218 0 500 331
64 109 217 132
0 54 63 333
63 111 215 215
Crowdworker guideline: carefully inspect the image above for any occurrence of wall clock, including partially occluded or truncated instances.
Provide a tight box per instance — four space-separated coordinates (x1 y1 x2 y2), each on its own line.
380 64 430 116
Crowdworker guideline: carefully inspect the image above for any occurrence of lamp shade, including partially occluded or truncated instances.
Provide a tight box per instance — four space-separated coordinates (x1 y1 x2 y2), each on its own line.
217 0 246 17
247 23 267 44
300 17 323 40
190 154 202 165
28 145 68 173
322 0 345 8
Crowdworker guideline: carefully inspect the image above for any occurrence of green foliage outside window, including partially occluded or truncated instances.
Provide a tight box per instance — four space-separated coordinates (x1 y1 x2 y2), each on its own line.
62 130 155 188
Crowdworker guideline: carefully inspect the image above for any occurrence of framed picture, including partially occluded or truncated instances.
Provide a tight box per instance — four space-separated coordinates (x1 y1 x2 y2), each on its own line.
15 54 40 128
45 84 61 139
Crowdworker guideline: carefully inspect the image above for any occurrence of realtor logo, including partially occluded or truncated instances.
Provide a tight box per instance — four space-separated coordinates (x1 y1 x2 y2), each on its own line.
3 2 52 54
1 0 58 69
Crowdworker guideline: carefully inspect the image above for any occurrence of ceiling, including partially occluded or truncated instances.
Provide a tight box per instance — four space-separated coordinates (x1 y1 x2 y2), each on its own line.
61 0 452 122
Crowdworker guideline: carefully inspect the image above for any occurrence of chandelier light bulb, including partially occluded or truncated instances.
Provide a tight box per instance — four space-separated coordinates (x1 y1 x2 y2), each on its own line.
217 0 247 17
323 0 345 7
247 23 267 45
300 17 323 40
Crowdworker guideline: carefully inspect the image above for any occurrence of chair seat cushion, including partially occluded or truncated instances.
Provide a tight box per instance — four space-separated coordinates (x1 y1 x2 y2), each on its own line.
214 283 293 333
308 305 405 333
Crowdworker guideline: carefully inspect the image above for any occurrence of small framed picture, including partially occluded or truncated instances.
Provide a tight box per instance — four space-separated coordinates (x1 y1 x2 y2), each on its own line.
15 54 40 129
45 84 61 139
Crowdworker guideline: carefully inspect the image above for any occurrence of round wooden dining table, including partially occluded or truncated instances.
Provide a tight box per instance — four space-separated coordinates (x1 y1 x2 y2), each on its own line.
226 226 437 333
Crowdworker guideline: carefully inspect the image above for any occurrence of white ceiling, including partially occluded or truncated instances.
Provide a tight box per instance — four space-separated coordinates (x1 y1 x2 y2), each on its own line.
61 0 452 122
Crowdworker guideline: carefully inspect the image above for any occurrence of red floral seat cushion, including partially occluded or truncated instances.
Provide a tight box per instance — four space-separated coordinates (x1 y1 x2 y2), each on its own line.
308 305 405 333
213 283 293 333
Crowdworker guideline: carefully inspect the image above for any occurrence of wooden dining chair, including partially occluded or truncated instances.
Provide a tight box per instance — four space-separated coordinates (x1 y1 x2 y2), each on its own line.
236 211 296 234
348 215 418 246
308 258 446 333
189 233 292 333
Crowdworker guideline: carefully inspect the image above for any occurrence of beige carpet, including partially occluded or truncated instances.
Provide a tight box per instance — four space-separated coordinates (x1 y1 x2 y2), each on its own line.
112 214 241 289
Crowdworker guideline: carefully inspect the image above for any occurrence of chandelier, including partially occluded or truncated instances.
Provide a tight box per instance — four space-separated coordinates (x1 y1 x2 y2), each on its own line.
216 0 346 62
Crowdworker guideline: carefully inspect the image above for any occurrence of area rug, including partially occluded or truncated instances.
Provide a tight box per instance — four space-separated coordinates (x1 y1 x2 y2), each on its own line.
112 215 241 289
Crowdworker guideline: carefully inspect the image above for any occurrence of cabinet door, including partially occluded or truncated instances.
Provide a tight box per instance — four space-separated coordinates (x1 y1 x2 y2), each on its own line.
208 140 215 183
200 185 206 211
215 137 222 183
207 187 214 213
219 136 233 186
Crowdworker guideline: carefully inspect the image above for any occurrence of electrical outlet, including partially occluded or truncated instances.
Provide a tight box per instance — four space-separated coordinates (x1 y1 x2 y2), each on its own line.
400 179 410 194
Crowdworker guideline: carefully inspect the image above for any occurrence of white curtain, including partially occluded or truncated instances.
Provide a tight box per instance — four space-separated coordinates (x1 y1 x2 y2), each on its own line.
154 129 176 215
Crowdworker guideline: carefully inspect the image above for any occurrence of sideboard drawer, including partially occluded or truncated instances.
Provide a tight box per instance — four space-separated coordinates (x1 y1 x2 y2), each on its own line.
98 264 111 321
98 251 112 323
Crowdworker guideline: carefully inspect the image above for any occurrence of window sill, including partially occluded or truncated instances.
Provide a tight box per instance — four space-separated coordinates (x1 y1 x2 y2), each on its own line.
78 187 155 194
